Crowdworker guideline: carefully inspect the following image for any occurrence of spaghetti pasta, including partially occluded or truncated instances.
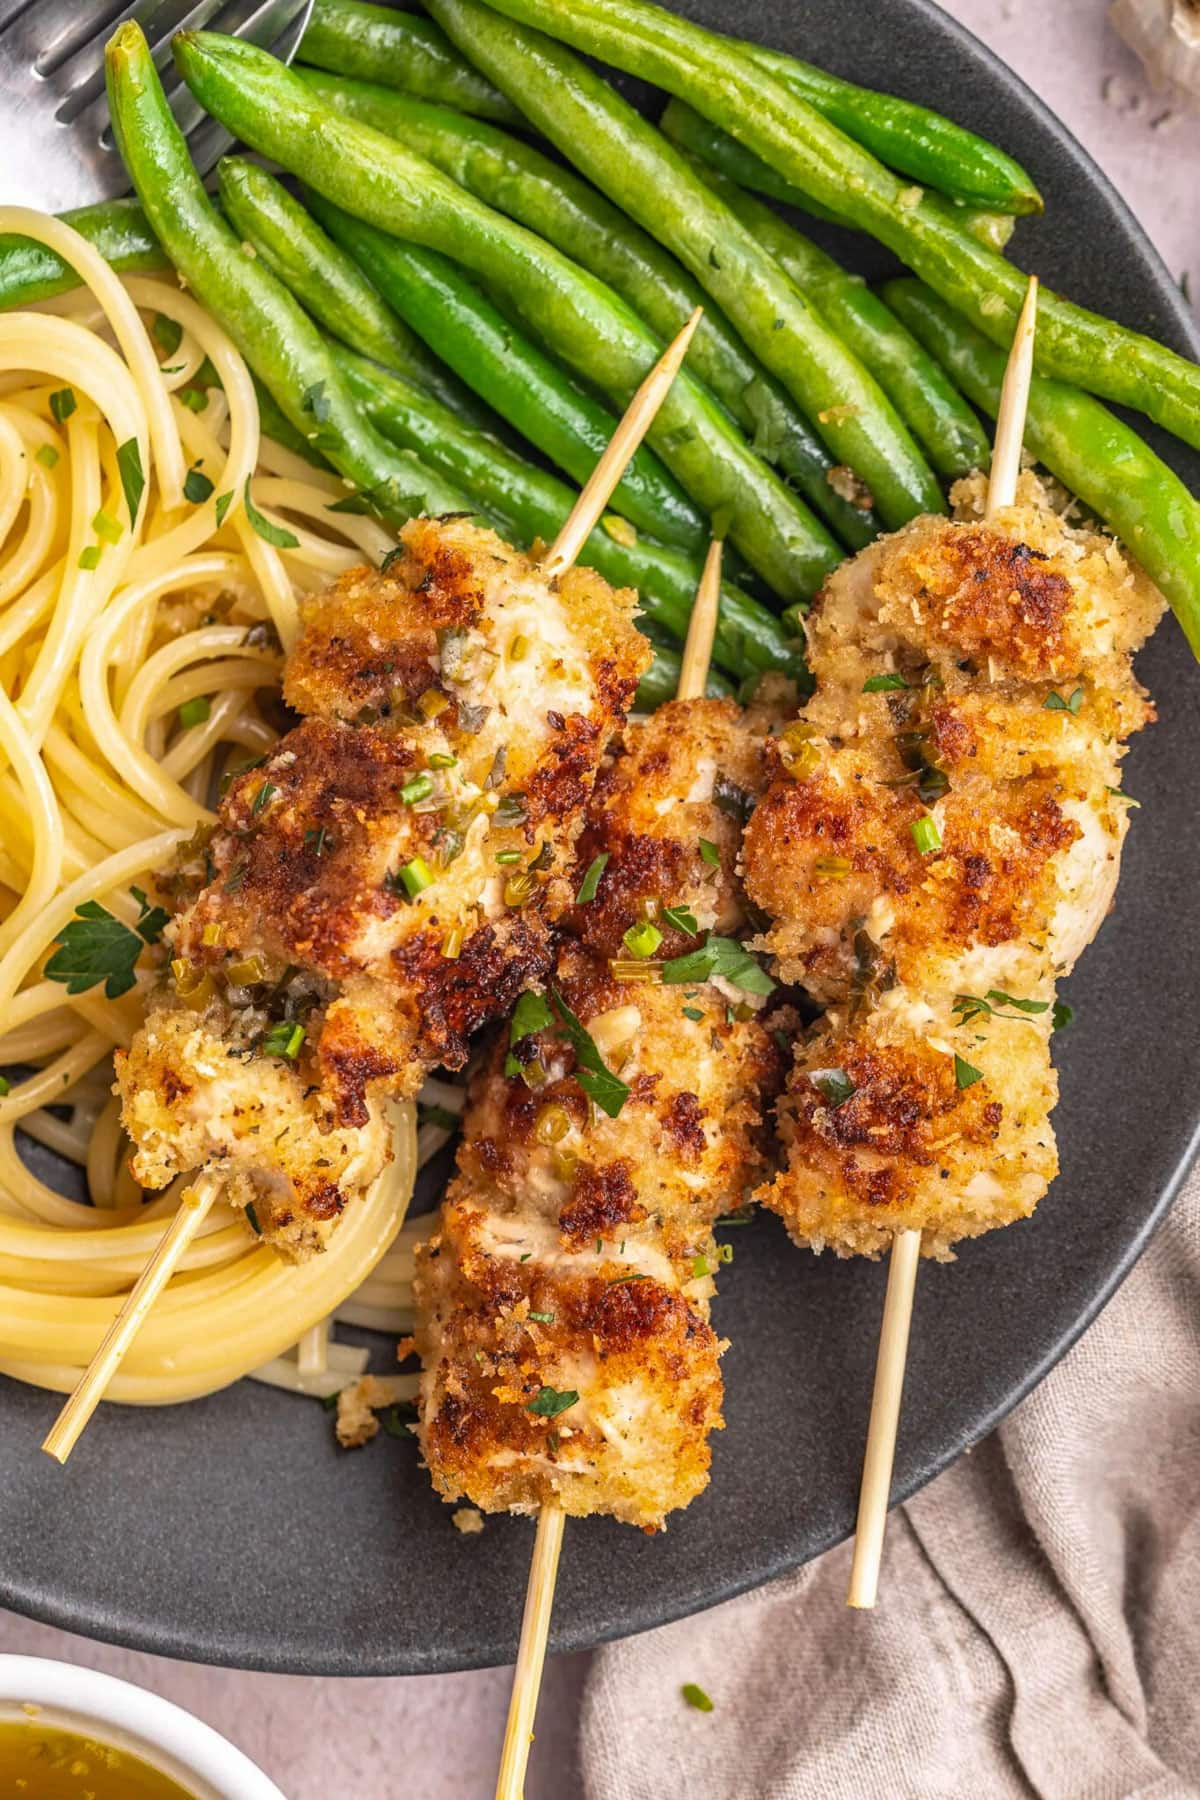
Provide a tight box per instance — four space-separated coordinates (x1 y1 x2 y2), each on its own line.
0 212 423 1408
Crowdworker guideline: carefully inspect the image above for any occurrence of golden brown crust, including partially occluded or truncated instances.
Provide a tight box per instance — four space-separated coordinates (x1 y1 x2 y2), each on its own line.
119 516 648 1252
414 700 786 1529
749 478 1163 1258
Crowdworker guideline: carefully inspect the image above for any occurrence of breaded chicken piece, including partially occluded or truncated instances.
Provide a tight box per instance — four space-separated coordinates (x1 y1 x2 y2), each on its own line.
760 991 1058 1261
750 475 1164 1259
413 695 785 1528
117 516 648 1256
564 677 794 959
413 947 781 1528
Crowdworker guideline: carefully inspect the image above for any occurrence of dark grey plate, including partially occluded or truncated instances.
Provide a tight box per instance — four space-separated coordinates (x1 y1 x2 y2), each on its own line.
2 0 1198 1677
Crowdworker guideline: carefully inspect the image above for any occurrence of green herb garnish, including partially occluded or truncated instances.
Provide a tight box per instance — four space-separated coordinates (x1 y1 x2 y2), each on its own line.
49 387 76 423
1044 686 1084 714
575 853 609 904
45 901 150 999
811 1067 855 1108
549 988 630 1119
244 478 299 549
178 696 211 729
184 462 214 504
661 903 699 935
698 839 720 867
954 1054 984 1090
527 1385 578 1418
681 1683 714 1713
661 936 774 996
116 437 145 524
862 672 908 693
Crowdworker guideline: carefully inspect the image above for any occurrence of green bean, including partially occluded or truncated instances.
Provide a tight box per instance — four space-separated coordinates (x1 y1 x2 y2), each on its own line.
885 279 1200 659
297 0 519 125
682 152 990 478
659 97 1016 251
106 24 475 531
336 346 805 683
216 157 498 434
480 0 1200 455
173 30 843 605
0 198 169 307
426 0 943 532
296 68 879 551
740 41 1041 215
635 636 733 707
307 198 710 557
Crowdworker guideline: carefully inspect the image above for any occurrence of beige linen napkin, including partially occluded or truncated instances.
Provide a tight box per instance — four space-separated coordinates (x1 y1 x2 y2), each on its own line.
581 1172 1200 1799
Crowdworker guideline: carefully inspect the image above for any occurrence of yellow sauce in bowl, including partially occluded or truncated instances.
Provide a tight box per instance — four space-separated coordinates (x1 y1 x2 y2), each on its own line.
0 1718 198 1797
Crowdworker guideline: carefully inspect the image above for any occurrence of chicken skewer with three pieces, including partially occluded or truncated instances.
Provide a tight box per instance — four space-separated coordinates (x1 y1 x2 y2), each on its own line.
41 314 706 1463
739 278 1167 1604
413 541 792 1800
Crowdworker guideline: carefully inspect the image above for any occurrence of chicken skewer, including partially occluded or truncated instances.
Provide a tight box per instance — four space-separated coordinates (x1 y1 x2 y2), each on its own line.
42 312 702 1464
849 279 1038 1608
740 275 1167 1605
412 543 790 1800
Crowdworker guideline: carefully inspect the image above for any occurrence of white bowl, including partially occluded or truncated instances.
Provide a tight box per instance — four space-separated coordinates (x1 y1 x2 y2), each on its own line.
0 1654 287 1799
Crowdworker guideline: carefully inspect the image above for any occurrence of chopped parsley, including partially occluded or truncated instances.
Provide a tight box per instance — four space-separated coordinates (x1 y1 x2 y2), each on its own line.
661 903 699 935
301 380 331 422
243 478 299 549
811 1067 855 1108
681 1683 714 1713
184 462 214 504
116 437 145 524
575 853 609 904
527 1385 578 1419
953 989 1050 1027
698 838 720 867
954 1054 984 1090
1052 1001 1074 1032
44 898 160 999
862 672 908 693
549 987 630 1118
1044 686 1084 714
214 490 234 528
681 1005 704 1022
661 935 774 997
130 886 169 944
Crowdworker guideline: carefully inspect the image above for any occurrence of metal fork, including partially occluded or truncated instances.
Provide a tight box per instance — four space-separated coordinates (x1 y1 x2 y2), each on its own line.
0 0 313 212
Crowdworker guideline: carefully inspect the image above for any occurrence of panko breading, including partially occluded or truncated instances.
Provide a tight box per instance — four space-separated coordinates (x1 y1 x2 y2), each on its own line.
564 680 793 958
116 516 648 1255
413 697 784 1529
751 475 1164 1259
761 994 1058 1261
413 951 781 1529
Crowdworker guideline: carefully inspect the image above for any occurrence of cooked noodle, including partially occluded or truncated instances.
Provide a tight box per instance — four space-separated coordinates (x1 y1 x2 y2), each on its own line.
0 212 426 1406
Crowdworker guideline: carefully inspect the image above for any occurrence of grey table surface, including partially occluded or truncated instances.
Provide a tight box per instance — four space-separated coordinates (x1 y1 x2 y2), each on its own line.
2 4 1196 1797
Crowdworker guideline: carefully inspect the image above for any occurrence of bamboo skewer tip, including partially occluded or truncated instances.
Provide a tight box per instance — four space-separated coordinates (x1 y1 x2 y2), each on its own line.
543 307 703 578
41 1172 221 1464
846 273 1039 1610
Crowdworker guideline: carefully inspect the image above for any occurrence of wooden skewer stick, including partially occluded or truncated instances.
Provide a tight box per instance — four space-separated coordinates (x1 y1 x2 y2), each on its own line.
497 537 724 1800
542 307 703 578
42 1173 222 1463
41 310 709 1470
846 276 1039 1611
